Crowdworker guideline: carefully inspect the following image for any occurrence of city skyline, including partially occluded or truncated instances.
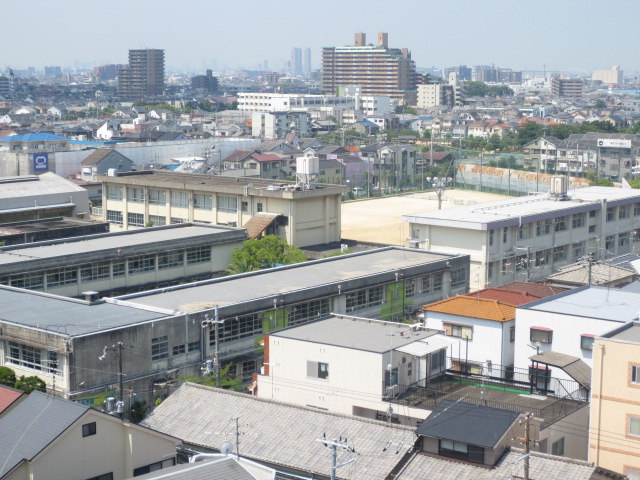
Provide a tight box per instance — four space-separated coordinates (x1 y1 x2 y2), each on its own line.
3 0 639 74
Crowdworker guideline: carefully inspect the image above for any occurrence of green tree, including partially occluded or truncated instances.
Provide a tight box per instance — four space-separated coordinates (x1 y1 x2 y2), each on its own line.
594 99 607 109
0 366 16 387
129 400 148 423
181 362 243 391
14 375 46 393
517 121 544 145
394 105 417 115
227 235 306 273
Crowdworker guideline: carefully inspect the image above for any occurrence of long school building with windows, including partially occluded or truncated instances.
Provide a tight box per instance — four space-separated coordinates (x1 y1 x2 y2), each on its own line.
404 185 640 289
0 247 468 408
97 170 347 247
0 223 246 298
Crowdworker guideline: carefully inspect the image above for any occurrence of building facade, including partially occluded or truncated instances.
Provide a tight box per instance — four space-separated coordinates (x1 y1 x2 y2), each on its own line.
551 76 583 98
118 48 165 99
322 32 417 104
97 171 345 247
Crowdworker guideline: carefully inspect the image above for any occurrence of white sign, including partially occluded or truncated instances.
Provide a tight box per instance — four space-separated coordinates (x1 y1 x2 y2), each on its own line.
598 138 632 148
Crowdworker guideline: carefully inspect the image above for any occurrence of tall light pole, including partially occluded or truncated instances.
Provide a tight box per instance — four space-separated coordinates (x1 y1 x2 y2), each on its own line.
426 176 452 210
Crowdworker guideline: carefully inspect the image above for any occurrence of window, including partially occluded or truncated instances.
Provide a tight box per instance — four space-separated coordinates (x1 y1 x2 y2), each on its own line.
151 336 169 361
450 268 466 288
133 459 175 476
86 473 113 480
606 207 615 222
620 205 630 219
194 194 212 210
171 191 189 208
489 229 494 246
209 314 262 345
148 189 166 205
530 327 552 344
345 286 385 312
218 196 237 213
318 362 329 379
289 299 330 326
551 437 565 456
630 417 640 437
589 209 596 218
580 334 594 350
572 242 585 259
170 217 187 224
517 224 531 240
81 262 110 282
257 202 263 213
158 251 183 269
127 187 144 203
172 344 186 356
106 210 123 225
431 349 446 371
589 225 596 233
536 219 551 236
535 250 548 267
422 272 443 293
439 439 484 463
553 246 566 262
605 235 615 252
127 212 144 227
106 185 123 201
307 360 329 380
510 326 516 342
619 232 631 248
47 267 78 287
112 260 125 277
128 255 155 274
503 227 508 243
241 201 248 212
7 342 42 370
444 323 473 340
635 202 640 216
186 246 211 264
10 272 44 290
187 341 200 352
571 213 585 229
554 216 566 232
488 262 493 279
82 422 97 437
148 215 166 226
405 278 417 298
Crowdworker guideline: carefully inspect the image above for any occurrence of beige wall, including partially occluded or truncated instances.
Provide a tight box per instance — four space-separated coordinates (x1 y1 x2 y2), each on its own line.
590 338 640 475
6 410 178 480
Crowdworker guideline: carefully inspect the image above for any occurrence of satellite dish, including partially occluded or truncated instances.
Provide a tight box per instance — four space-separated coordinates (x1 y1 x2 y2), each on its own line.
220 441 234 456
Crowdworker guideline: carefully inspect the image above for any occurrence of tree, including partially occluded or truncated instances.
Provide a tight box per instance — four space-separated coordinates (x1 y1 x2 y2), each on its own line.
227 235 306 273
14 375 46 393
594 99 607 109
181 363 243 391
129 400 148 423
0 366 16 387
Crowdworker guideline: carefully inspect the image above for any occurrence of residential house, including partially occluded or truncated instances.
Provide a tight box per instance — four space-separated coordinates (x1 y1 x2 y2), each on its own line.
318 158 344 184
128 457 276 480
522 136 562 170
360 144 417 192
242 153 287 180
467 120 514 139
545 261 637 289
80 149 134 182
0 391 180 480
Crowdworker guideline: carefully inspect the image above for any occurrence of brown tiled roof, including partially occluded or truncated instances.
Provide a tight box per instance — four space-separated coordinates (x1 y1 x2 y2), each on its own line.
496 282 567 298
422 296 515 322
464 287 542 306
222 149 254 164
0 386 23 414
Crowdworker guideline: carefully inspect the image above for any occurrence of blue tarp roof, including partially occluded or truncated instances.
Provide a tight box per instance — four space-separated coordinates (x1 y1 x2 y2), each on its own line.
0 133 69 142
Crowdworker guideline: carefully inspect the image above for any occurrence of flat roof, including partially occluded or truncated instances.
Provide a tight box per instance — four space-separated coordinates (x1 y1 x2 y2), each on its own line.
0 286 169 336
0 172 87 200
599 321 640 343
0 224 243 268
115 248 456 314
519 285 640 322
403 186 640 231
271 315 440 353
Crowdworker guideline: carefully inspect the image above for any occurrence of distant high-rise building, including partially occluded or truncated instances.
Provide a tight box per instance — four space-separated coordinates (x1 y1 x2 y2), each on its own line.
191 69 218 94
93 64 125 82
44 66 62 77
592 65 623 85
322 32 417 104
291 48 302 76
443 65 471 81
303 48 312 76
551 76 583 98
118 48 165 99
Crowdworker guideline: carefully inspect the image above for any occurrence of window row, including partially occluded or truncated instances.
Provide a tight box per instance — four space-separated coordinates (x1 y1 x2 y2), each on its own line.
6 341 61 374
152 336 200 362
108 188 225 213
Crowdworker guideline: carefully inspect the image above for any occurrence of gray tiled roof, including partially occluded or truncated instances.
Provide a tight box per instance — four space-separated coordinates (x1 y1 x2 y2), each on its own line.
396 449 597 480
142 383 416 480
128 457 258 480
0 391 89 477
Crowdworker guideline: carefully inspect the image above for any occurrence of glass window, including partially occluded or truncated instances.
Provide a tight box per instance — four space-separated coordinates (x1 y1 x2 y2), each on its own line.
10 272 44 290
127 212 144 227
530 328 552 344
172 344 186 356
148 215 166 226
536 219 551 236
82 422 97 437
634 202 640 216
431 349 446 371
606 207 615 222
106 210 123 225
170 217 187 224
510 326 516 342
218 196 237 213
209 314 262 345
112 261 125 277
187 341 200 352
194 194 212 210
106 185 122 201
630 417 640 436
186 246 211 264
571 213 584 229
451 268 466 288
151 336 169 361
632 365 640 384
620 205 630 219
605 235 615 251
572 242 585 259
148 189 166 205
171 191 189 208
552 437 564 456
580 335 594 350
503 227 508 243
554 216 566 232
318 362 329 379
47 267 78 287
289 299 330 326
257 202 263 212
158 251 183 270
81 262 110 282
127 187 144 203
7 341 42 370
444 323 473 340
128 254 155 274
241 201 248 212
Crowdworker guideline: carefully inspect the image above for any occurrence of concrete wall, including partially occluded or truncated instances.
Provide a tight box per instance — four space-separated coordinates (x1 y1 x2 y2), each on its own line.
540 403 589 460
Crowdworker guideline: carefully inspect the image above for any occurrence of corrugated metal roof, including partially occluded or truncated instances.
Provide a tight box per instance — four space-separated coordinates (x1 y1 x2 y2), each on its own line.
395 335 459 356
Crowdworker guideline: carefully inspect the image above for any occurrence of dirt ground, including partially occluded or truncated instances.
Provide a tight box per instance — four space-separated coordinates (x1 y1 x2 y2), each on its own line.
341 189 511 246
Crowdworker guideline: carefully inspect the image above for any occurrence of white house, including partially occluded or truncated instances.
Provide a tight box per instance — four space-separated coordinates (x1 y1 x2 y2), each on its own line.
256 314 458 425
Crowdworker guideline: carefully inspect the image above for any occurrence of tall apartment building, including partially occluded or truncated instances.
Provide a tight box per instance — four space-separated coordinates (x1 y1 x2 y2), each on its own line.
322 32 417 104
417 72 460 108
290 47 302 76
118 48 165 99
191 69 218 94
592 65 623 85
551 76 583 98
303 47 312 76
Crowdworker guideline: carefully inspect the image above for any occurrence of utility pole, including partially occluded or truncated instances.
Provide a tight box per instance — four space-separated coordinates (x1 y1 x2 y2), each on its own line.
518 412 533 480
232 416 241 459
316 436 356 480
202 306 224 387
99 342 124 419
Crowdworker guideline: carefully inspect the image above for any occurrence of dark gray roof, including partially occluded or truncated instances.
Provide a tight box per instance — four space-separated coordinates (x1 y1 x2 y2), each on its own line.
416 400 519 448
128 457 258 480
529 351 592 389
81 149 133 166
0 391 89 477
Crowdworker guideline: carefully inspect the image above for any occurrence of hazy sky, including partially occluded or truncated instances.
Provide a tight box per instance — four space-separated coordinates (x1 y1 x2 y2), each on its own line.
4 0 638 74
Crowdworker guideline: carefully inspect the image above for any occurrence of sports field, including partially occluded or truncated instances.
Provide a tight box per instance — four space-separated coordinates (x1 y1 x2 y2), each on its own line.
341 189 512 246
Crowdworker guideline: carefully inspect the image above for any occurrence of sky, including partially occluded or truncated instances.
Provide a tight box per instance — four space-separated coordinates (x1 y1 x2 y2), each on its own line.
4 0 639 74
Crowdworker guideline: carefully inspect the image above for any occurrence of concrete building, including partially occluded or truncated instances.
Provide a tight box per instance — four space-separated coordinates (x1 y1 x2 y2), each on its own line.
360 144 417 192
256 315 458 425
118 48 165 99
0 217 109 246
592 65 623 85
551 76 583 98
590 321 640 478
80 149 134 182
0 391 180 480
238 93 355 114
404 185 640 289
251 111 310 139
0 223 245 297
0 133 70 177
190 69 218 94
0 173 89 224
416 73 460 109
322 32 417 104
97 170 346 247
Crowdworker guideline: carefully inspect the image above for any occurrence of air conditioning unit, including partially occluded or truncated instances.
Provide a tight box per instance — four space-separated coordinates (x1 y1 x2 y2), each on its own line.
384 384 400 398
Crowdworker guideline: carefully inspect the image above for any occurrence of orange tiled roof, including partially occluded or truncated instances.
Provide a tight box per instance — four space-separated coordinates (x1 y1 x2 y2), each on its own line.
0 385 23 413
422 295 516 322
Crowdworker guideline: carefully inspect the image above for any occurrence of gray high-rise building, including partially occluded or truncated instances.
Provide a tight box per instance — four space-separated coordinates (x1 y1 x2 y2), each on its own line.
118 48 165 99
291 48 302 76
303 48 312 76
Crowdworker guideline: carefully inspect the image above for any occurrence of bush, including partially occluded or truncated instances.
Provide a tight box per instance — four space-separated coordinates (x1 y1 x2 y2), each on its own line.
14 375 46 393
0 366 16 387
